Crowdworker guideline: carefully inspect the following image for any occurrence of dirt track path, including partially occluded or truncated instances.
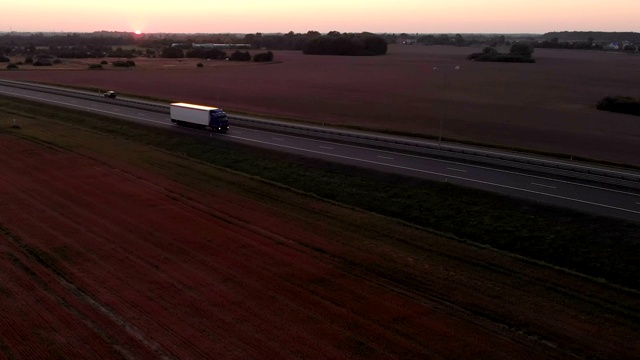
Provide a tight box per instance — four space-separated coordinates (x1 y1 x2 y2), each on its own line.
0 127 638 359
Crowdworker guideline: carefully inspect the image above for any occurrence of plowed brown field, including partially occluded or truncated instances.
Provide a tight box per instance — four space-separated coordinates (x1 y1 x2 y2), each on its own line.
2 45 640 166
1 114 639 359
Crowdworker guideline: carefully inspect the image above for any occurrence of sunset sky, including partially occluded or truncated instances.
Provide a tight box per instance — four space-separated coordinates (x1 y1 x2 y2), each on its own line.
4 0 639 34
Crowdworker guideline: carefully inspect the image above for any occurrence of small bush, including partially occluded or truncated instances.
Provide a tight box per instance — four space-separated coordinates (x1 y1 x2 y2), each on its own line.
597 96 640 116
6 63 18 70
88 64 103 70
24 57 33 64
253 51 274 62
196 63 203 67
0 56 10 62
100 60 108 65
112 60 131 67
33 58 52 66
467 52 535 63
126 60 136 67
53 59 62 64
229 50 251 61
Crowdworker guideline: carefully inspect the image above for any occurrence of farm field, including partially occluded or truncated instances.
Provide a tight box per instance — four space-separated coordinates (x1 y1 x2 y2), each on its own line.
1 107 640 359
1 45 640 166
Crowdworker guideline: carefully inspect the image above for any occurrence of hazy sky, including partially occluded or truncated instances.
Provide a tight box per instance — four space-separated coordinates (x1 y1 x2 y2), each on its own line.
4 0 639 34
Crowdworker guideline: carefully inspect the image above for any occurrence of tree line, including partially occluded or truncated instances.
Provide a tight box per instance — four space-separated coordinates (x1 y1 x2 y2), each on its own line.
467 43 535 63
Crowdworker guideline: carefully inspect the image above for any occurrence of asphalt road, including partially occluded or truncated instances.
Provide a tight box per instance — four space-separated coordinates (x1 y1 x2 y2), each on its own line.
1 84 639 222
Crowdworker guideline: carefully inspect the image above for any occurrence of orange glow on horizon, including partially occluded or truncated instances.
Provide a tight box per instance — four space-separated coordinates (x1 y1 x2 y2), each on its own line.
4 0 640 33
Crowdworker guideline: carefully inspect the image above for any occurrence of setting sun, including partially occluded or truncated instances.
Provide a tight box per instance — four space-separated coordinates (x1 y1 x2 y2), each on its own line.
134 30 142 35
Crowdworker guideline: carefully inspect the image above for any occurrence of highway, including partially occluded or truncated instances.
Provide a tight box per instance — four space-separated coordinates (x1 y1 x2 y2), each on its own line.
1 82 639 222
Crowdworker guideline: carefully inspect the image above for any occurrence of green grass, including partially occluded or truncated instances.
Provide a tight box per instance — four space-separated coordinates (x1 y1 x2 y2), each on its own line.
2 95 640 290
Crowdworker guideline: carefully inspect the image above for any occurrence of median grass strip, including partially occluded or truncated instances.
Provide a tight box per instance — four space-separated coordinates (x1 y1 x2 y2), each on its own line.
1 95 639 290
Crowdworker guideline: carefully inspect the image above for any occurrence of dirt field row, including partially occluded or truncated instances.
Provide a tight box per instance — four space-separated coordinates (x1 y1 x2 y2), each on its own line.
1 116 639 359
1 45 640 166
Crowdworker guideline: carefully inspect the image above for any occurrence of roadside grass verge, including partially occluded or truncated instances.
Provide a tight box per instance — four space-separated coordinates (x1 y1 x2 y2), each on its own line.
22 82 640 171
1 95 639 290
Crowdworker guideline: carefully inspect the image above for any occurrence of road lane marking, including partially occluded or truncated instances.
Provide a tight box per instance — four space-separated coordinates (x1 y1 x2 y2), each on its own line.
234 129 640 198
226 134 640 216
532 182 557 189
378 156 394 160
3 87 638 206
447 167 467 173
272 137 284 141
319 146 334 150
0 90 169 125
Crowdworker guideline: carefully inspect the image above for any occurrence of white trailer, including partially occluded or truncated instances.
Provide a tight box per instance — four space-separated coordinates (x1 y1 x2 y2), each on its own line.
170 102 229 132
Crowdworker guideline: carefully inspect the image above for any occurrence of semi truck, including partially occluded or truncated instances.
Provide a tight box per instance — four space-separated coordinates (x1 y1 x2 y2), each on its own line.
170 102 229 133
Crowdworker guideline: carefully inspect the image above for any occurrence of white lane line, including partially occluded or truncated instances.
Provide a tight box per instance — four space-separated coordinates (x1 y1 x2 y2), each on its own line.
447 167 467 173
137 112 147 116
0 90 168 125
272 137 284 141
319 146 334 150
378 156 394 160
532 182 557 189
4 87 639 207
226 134 640 215
243 127 640 198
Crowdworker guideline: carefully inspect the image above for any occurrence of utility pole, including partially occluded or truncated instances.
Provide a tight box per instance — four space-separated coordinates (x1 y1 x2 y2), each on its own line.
432 65 460 148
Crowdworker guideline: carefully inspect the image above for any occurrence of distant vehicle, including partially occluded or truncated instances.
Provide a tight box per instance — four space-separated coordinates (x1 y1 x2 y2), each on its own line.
103 91 117 99
170 102 229 133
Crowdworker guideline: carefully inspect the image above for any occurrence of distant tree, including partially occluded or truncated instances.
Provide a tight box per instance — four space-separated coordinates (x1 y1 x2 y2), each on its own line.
468 45 535 63
332 36 356 55
436 34 451 45
32 58 52 66
112 60 133 67
362 36 388 55
161 46 184 58
454 34 465 46
6 63 18 69
253 51 274 62
229 50 251 61
327 31 341 37
417 35 436 45
510 43 534 57
186 48 226 60
302 35 387 56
